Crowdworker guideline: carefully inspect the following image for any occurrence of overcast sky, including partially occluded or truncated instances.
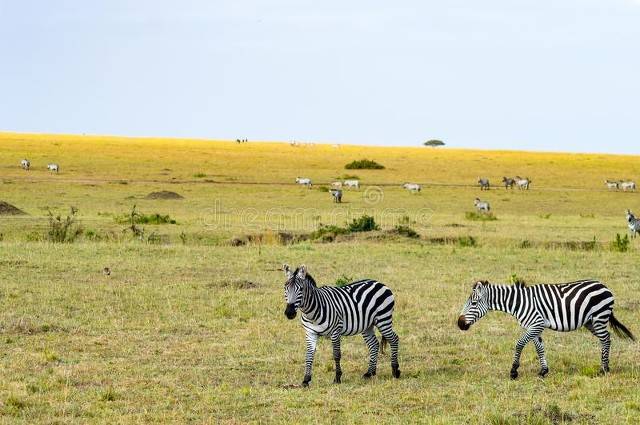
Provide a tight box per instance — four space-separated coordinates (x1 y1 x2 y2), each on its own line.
1 1 639 153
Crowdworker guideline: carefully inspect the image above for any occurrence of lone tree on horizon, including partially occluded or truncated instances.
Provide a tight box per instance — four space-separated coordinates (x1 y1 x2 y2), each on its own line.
424 139 445 147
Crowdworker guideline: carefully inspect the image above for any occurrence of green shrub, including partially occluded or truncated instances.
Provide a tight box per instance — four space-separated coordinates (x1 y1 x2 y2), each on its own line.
345 159 384 170
46 206 83 243
465 211 497 221
347 215 379 232
193 173 207 178
309 224 349 242
115 206 177 225
393 225 419 238
335 275 353 287
610 233 630 252
457 236 477 247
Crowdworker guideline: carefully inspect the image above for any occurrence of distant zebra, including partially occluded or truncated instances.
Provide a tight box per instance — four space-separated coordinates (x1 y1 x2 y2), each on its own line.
331 181 343 189
343 179 360 189
20 159 30 170
605 180 619 191
458 279 635 378
330 189 342 203
477 177 490 191
402 183 421 192
295 177 312 188
502 177 515 189
47 163 59 173
283 265 400 386
474 198 490 212
620 181 636 192
625 210 640 238
515 176 531 190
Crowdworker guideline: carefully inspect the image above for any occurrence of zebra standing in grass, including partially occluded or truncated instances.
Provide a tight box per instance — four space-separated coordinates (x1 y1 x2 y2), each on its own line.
625 210 640 238
295 177 312 188
343 179 360 189
474 198 490 212
605 180 619 190
47 163 59 173
477 177 490 190
20 159 30 170
458 279 635 379
620 181 636 192
329 189 342 203
502 177 515 189
515 176 531 190
403 183 421 192
283 264 400 386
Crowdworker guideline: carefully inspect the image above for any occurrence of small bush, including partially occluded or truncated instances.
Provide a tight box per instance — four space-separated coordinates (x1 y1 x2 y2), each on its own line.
345 159 385 170
335 275 353 287
457 236 477 247
393 225 420 238
100 387 118 402
115 206 177 225
610 233 630 252
509 274 525 286
348 215 380 232
309 224 349 242
538 213 552 219
193 173 207 178
519 240 532 249
465 211 497 221
46 206 83 243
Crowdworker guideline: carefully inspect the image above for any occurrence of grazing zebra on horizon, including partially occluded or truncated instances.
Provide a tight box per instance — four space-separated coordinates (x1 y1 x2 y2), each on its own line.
20 159 30 170
329 189 342 203
458 279 635 379
295 177 312 188
626 210 640 238
620 181 636 192
477 177 490 190
515 176 531 190
502 177 515 189
47 163 59 173
343 179 360 189
474 198 490 212
403 183 421 192
283 264 400 386
605 180 619 190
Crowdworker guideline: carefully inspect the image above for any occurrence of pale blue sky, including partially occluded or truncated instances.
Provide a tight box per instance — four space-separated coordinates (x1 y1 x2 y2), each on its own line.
1 1 639 153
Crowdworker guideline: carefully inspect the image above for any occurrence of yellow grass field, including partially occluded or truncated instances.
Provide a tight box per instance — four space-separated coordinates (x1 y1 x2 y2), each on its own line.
1 132 639 424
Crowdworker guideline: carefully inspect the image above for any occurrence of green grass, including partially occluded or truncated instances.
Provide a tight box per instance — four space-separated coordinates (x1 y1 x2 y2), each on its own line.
0 133 640 423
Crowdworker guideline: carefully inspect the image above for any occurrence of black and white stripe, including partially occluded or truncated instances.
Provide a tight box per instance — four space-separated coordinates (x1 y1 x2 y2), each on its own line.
458 279 635 378
626 210 640 238
283 264 400 386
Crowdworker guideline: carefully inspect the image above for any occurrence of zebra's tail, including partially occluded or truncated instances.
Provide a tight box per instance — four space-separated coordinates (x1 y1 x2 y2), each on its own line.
380 336 387 354
610 314 636 341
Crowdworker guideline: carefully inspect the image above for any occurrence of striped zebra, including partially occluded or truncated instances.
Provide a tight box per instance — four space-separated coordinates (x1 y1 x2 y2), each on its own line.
329 188 342 203
458 279 634 379
605 180 619 190
402 183 421 192
626 210 640 238
20 159 30 170
502 177 515 189
47 163 59 173
620 181 636 192
477 177 490 190
474 198 490 212
283 264 400 386
295 177 312 188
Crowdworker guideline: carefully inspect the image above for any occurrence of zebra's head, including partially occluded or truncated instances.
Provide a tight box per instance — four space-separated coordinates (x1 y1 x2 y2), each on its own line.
458 280 490 331
283 264 310 319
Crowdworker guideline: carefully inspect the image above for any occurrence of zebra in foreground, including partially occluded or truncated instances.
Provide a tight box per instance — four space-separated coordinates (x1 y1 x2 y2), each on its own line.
626 210 640 238
283 264 400 386
47 163 59 173
329 189 342 203
477 177 490 190
458 279 634 379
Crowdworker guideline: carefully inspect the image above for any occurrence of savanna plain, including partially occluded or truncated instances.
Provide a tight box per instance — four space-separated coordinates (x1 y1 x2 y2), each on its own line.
0 132 639 424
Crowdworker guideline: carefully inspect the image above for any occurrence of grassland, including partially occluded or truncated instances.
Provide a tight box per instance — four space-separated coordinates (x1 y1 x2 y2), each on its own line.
1 132 639 424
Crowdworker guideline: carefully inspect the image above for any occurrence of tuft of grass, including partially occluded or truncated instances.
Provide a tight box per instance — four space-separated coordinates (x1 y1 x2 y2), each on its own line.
610 233 630 252
309 224 349 242
538 213 552 219
457 235 477 247
193 173 207 178
393 225 420 238
100 387 118 402
465 211 497 221
345 159 384 170
46 206 83 243
334 275 353 287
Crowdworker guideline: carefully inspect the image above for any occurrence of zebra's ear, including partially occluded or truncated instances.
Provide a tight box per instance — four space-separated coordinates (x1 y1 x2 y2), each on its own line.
297 265 307 279
282 264 292 277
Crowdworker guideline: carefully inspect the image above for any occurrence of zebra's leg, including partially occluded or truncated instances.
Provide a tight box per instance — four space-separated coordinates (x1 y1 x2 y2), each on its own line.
533 336 549 377
586 320 611 374
511 325 543 379
331 332 342 384
377 322 400 378
362 327 379 379
302 332 318 387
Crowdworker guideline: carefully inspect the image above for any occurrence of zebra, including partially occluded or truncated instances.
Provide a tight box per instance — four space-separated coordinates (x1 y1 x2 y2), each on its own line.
620 181 636 192
295 177 312 188
514 176 531 190
458 279 635 379
502 177 515 189
20 159 30 170
625 210 640 238
474 198 490 212
402 183 421 192
343 179 360 189
331 181 343 189
477 177 490 191
605 180 619 191
47 163 59 173
283 264 400 386
329 189 342 203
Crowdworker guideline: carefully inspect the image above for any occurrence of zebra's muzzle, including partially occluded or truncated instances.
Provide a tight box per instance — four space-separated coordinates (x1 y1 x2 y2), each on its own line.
457 316 470 331
285 304 297 319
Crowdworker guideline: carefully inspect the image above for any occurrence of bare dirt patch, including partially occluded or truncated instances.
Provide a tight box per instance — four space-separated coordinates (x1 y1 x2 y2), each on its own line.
145 191 184 200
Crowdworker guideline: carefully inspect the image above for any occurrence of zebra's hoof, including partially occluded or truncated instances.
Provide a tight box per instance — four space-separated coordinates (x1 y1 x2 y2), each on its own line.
302 381 310 388
363 371 376 379
598 367 610 376
538 368 549 378
510 369 518 380
333 377 342 384
392 367 401 379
